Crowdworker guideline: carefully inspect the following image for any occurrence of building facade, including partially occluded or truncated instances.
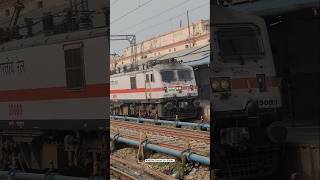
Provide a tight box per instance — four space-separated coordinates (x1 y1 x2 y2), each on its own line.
111 19 210 68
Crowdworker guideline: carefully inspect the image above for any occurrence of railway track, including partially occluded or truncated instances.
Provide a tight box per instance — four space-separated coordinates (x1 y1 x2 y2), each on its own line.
110 155 176 180
110 166 139 180
111 120 210 155
110 115 210 131
111 120 210 143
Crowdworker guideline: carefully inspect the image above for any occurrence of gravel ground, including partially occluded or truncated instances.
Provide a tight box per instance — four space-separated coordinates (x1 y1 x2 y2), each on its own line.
184 165 210 180
112 147 210 179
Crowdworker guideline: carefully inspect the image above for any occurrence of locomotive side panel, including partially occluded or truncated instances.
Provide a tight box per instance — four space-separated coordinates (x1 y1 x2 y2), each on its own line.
0 34 108 129
111 70 165 101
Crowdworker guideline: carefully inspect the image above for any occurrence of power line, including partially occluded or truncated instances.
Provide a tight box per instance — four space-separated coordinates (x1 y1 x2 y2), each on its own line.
153 44 209 62
111 0 154 24
116 0 193 33
133 2 208 35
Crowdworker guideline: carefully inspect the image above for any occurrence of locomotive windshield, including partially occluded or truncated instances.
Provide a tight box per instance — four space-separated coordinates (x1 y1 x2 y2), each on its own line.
161 70 176 82
161 69 193 82
177 69 192 81
216 24 264 58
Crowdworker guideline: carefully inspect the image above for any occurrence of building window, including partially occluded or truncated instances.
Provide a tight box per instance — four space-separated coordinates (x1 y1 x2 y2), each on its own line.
150 74 154 82
185 44 189 48
146 74 149 82
38 1 43 8
174 48 176 51
63 43 85 89
5 9 10 17
130 76 137 89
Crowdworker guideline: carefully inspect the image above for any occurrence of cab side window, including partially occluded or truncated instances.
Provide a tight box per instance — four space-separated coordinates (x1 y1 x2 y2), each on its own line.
63 43 85 89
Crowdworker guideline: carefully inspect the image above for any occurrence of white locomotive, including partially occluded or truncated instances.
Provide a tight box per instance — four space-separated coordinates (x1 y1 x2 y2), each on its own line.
211 5 281 120
110 58 199 119
0 27 108 175
210 6 287 179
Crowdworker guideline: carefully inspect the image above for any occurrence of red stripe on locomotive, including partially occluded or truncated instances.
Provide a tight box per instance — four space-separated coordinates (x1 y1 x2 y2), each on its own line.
0 83 109 102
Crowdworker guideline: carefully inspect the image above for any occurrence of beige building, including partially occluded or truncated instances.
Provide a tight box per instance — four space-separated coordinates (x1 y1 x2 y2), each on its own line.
111 19 210 68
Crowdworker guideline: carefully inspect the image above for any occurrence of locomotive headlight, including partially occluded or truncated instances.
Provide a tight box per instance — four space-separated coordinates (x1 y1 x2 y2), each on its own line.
211 80 221 91
211 78 231 92
220 80 230 90
176 86 182 93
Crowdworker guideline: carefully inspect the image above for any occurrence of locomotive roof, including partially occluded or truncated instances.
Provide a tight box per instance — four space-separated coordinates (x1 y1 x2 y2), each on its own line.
155 44 210 65
111 59 193 77
111 45 210 75
229 0 319 16
0 27 107 52
212 5 264 25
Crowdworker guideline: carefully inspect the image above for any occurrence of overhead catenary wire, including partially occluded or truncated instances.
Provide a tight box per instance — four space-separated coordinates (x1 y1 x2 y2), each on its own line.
133 1 209 35
111 0 154 24
116 0 193 34
152 44 210 62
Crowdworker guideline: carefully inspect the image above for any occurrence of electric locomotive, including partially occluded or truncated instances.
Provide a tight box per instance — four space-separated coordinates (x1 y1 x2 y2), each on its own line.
210 5 287 179
110 58 199 119
0 5 109 177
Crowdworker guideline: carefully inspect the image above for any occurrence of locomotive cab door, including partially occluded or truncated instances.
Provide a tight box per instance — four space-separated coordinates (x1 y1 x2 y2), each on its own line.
145 71 153 100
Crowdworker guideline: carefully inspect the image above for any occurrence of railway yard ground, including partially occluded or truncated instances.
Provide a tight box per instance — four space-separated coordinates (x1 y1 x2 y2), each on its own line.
282 126 320 180
110 117 210 180
110 116 320 180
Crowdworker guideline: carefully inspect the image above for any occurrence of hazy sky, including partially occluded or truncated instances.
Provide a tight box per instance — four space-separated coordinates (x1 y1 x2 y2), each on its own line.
110 0 209 54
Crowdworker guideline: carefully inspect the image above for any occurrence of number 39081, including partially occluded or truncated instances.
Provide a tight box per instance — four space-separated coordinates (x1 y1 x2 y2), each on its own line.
257 100 278 106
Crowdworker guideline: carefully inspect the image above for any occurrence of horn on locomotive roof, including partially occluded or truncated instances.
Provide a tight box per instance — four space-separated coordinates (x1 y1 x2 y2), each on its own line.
111 58 183 75
147 58 181 67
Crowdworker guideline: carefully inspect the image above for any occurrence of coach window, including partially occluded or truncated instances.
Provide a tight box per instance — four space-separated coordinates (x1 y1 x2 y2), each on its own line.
63 43 85 89
130 77 137 89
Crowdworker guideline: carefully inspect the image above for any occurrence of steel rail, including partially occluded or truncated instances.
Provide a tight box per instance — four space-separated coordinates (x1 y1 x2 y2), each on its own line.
111 115 210 130
111 120 210 143
110 166 138 180
111 155 176 180
0 170 104 180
